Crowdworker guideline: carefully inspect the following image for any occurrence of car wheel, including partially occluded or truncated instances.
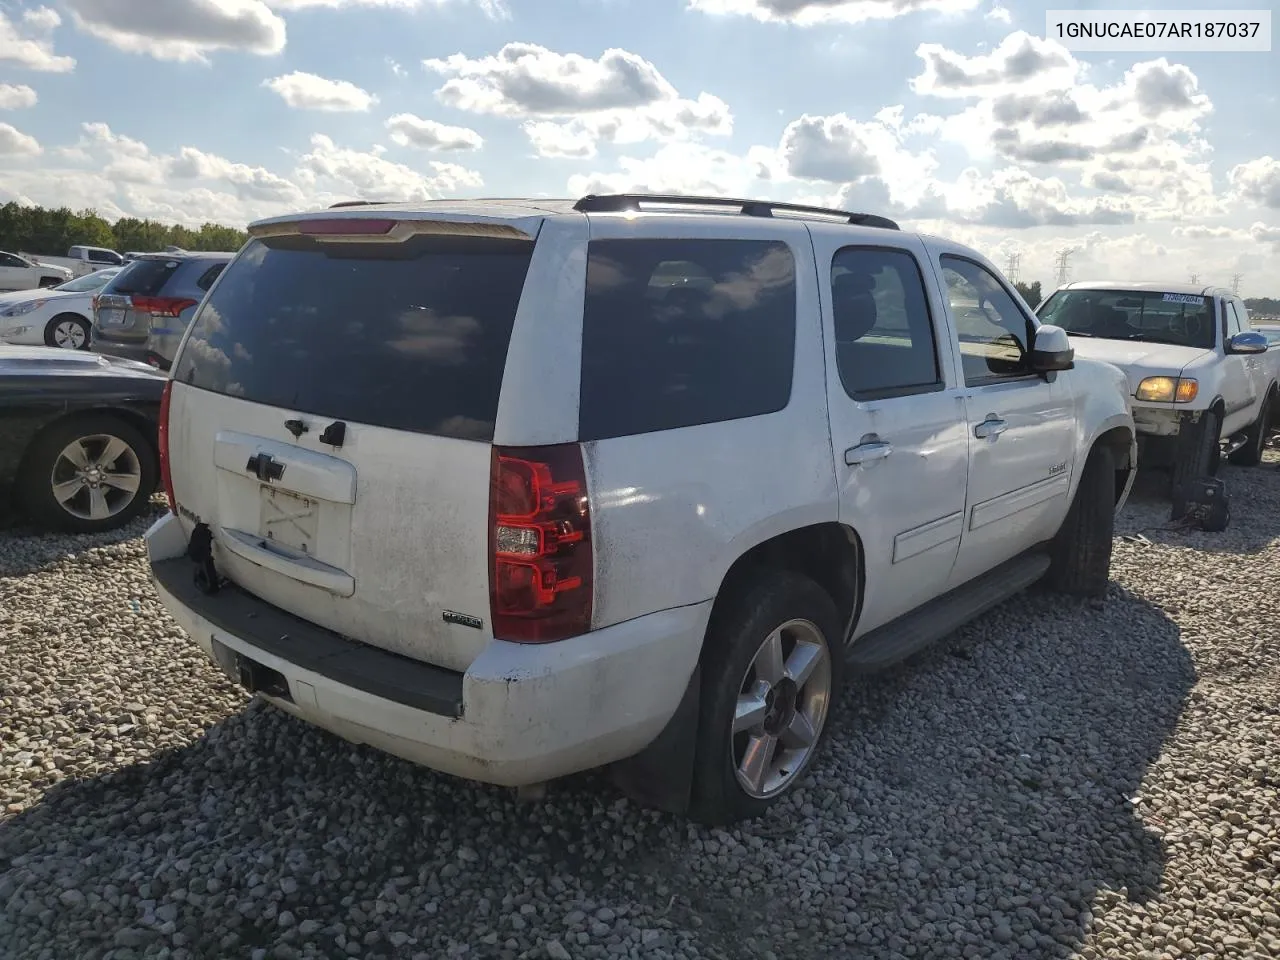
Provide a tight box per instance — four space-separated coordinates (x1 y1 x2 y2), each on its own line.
1171 408 1220 512
1045 444 1115 598
17 414 158 534
1227 391 1273 467
689 571 844 825
44 313 91 350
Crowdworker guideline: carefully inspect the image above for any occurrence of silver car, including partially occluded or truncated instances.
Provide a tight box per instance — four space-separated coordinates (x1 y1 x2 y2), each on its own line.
92 252 234 369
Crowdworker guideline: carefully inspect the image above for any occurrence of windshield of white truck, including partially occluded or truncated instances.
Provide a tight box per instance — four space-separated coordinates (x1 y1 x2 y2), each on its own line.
1036 289 1216 350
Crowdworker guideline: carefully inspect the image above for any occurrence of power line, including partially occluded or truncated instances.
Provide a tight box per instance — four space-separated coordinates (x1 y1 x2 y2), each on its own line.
1054 248 1074 286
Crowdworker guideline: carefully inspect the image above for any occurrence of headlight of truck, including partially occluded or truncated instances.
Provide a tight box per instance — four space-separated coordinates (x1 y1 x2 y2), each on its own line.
1136 376 1199 403
0 299 45 318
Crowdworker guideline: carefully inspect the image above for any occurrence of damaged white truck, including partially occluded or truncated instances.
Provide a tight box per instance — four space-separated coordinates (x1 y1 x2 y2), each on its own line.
1037 281 1279 512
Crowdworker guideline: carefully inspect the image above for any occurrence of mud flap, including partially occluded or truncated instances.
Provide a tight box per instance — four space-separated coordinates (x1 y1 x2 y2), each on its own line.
186 522 222 594
608 664 700 816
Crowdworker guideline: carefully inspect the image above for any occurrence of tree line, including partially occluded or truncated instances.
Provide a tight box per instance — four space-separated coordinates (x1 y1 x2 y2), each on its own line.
0 202 248 257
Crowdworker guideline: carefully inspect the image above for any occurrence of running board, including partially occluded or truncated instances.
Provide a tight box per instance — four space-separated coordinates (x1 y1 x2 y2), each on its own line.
845 550 1051 672
1221 433 1248 457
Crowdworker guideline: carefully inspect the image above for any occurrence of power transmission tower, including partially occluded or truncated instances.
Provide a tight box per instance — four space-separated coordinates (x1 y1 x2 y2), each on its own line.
1189 272 1199 284
1004 251 1021 284
1054 248 1073 286
1231 274 1243 295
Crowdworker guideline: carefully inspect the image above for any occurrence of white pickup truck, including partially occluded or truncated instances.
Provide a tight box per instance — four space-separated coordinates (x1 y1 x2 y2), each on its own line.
0 250 73 292
22 245 126 279
1037 281 1280 500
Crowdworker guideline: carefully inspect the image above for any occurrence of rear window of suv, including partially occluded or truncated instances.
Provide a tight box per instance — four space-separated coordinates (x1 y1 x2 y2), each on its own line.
104 258 180 297
171 233 534 442
579 238 797 441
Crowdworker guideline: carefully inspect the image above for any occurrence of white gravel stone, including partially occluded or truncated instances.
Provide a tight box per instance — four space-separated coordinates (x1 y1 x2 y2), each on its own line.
2 463 1280 959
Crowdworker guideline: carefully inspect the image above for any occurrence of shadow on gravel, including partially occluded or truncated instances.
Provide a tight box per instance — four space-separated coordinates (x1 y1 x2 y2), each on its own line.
0 497 166 577
1 586 1193 960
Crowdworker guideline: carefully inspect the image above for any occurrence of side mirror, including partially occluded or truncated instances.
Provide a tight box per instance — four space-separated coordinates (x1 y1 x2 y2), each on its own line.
1030 324 1074 372
1226 331 1268 355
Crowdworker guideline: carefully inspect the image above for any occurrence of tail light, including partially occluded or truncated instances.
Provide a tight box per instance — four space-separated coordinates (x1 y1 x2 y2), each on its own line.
488 444 593 643
158 380 176 514
132 295 198 317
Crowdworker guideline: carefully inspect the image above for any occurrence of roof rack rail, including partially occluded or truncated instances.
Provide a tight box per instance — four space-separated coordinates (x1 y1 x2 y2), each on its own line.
328 199 388 209
572 193 900 230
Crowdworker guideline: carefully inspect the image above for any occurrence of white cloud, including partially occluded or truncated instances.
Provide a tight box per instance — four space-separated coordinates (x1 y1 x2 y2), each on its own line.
425 43 732 155
171 147 306 203
386 113 483 151
687 0 981 26
911 31 1078 98
1251 223 1280 247
0 123 41 156
0 7 75 72
63 0 286 63
0 84 38 109
266 0 508 16
985 2 1010 23
264 72 378 111
567 141 777 197
1230 157 1280 210
295 134 483 202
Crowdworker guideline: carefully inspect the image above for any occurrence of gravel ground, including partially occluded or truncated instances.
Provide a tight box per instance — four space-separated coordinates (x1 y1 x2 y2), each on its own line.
1 463 1278 960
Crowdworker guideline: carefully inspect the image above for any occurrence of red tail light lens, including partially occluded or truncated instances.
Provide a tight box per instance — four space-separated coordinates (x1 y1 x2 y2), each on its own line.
489 444 593 643
158 380 176 514
132 295 198 317
298 218 396 236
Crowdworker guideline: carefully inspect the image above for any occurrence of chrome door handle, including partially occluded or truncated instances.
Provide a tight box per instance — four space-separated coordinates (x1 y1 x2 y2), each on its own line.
845 439 893 465
974 417 1008 439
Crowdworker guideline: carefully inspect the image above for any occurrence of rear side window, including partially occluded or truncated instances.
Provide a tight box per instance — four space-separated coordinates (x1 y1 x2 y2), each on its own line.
830 247 940 400
172 234 534 442
105 259 180 297
196 264 225 291
579 238 796 441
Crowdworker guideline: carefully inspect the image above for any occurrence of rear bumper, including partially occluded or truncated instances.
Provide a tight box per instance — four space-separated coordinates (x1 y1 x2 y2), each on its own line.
145 512 710 786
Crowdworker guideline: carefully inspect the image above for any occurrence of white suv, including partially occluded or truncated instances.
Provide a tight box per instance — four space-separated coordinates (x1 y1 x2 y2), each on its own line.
146 194 1136 824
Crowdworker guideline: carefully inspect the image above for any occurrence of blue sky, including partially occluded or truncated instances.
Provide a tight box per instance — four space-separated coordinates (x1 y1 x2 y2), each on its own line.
1 0 1278 294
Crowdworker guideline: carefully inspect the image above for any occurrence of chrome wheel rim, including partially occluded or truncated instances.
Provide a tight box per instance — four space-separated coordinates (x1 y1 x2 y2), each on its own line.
49 434 143 522
52 319 87 349
732 618 832 800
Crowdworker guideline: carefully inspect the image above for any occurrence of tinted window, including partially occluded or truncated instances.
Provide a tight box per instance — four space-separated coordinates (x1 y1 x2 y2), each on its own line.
941 256 1032 385
0 253 26 268
579 238 796 441
105 258 180 297
1038 288 1216 350
173 234 534 442
88 249 120 264
196 264 225 291
831 247 940 399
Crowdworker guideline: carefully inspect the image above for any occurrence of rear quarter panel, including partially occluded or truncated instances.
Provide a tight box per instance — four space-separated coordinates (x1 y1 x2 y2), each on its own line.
0 376 162 486
569 215 838 629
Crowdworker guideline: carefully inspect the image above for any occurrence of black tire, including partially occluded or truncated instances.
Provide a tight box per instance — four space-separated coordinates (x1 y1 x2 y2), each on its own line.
1171 408 1220 511
43 312 91 350
1045 445 1115 598
17 414 158 534
1227 391 1273 467
689 570 845 826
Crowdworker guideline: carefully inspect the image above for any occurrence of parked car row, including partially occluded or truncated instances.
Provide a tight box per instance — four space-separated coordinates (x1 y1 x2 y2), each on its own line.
0 267 121 349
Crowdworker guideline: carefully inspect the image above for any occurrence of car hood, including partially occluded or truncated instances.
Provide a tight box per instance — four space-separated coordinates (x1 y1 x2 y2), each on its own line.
0 288 84 308
1068 337 1213 396
0 344 165 380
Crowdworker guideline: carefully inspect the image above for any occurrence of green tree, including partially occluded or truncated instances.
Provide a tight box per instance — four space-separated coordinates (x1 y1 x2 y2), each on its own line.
0 201 250 257
1015 280 1042 307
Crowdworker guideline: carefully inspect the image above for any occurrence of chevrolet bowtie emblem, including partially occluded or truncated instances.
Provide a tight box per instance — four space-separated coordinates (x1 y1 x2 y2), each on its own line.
246 452 285 483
